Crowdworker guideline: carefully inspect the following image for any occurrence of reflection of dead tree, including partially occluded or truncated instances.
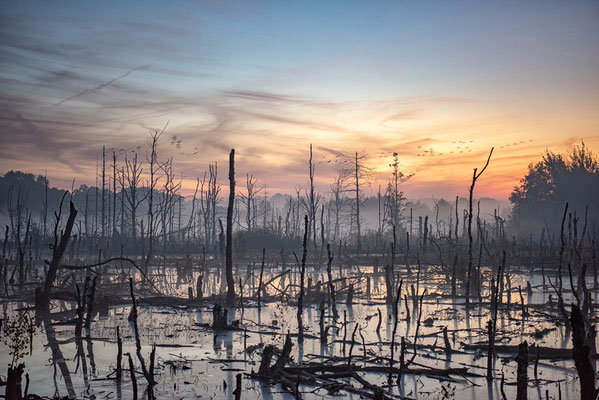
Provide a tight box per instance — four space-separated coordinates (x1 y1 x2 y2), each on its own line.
389 280 402 383
486 251 503 382
40 311 76 399
257 248 265 308
129 278 156 399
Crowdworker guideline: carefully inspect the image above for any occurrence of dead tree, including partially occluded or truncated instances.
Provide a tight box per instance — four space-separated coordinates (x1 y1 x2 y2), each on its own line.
487 253 503 382
112 150 117 238
38 197 78 309
84 276 97 330
516 341 528 400
6 363 25 400
123 153 146 248
329 172 345 245
128 353 138 400
308 144 317 252
386 152 412 238
226 149 236 305
205 162 221 247
389 281 402 382
116 326 122 382
145 129 163 270
129 278 154 399
326 243 339 319
101 145 106 238
240 174 261 231
570 304 598 400
465 147 493 308
297 215 308 341
258 248 266 308
550 203 571 330
7 182 28 287
339 151 371 252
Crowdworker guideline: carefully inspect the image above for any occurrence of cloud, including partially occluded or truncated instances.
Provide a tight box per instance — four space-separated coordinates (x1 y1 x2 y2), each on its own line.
0 7 596 200
52 63 154 107
222 89 308 104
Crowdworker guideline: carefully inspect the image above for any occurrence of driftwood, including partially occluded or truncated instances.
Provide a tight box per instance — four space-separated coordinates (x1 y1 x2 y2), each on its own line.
461 342 599 361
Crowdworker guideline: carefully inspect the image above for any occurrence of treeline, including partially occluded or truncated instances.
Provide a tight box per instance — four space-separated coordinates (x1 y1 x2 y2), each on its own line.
510 141 599 236
2 136 594 265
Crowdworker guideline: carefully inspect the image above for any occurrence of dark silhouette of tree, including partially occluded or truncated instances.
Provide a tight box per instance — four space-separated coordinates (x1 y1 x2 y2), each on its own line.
510 141 599 234
226 149 236 305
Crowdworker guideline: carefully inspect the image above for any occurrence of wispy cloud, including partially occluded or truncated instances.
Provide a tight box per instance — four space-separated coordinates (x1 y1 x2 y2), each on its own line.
52 63 154 106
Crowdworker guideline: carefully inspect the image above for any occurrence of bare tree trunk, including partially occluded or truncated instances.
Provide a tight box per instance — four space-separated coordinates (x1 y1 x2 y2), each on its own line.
466 148 493 308
112 151 117 238
455 196 459 242
257 248 265 308
40 199 78 309
6 363 25 400
297 215 308 341
309 144 316 252
226 149 236 305
516 341 528 400
571 304 598 400
355 151 361 253
43 174 48 239
102 145 106 238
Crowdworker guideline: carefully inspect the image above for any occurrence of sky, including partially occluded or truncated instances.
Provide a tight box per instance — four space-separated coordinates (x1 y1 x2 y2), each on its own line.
1 0 598 199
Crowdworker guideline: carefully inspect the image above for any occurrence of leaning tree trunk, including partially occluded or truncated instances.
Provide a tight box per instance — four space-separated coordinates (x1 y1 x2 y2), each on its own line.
225 149 236 305
39 201 78 310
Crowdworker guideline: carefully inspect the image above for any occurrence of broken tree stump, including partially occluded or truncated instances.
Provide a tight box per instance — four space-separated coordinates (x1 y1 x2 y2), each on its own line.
516 341 528 400
6 363 25 400
570 304 598 400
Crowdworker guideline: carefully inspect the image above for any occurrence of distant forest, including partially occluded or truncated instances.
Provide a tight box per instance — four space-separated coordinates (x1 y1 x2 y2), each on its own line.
0 140 596 258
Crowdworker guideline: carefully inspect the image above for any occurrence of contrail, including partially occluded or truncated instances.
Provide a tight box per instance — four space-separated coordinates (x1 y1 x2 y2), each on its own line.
52 62 153 107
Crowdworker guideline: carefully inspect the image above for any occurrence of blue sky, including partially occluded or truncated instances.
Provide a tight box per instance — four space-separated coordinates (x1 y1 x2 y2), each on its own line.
1 0 598 197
